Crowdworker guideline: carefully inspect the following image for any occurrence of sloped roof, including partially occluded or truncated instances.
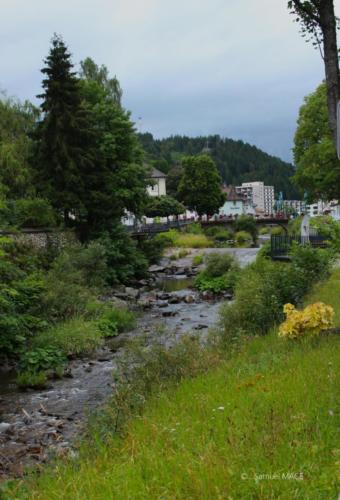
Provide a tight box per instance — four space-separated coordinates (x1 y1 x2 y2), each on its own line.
222 185 247 201
150 167 167 178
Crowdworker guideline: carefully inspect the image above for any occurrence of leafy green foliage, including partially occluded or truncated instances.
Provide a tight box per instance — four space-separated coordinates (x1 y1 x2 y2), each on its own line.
235 230 252 247
178 155 225 216
97 307 136 337
144 195 185 218
0 198 57 228
192 254 204 266
233 215 257 240
98 226 148 285
195 252 239 293
293 82 340 200
16 370 48 389
0 94 38 199
205 252 236 277
79 57 122 106
220 247 333 341
19 347 66 374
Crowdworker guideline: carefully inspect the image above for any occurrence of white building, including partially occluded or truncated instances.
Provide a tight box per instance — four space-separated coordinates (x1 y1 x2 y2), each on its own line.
282 200 306 215
236 182 275 215
147 168 167 197
306 199 340 220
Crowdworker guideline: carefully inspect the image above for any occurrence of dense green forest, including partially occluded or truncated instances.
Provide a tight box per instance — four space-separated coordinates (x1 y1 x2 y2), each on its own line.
139 133 300 199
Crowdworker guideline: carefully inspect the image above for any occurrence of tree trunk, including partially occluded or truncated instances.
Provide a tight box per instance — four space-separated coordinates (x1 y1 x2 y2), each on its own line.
319 0 340 145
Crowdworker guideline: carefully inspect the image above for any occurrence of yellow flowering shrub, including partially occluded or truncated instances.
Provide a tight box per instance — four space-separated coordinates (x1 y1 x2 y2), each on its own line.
278 302 335 339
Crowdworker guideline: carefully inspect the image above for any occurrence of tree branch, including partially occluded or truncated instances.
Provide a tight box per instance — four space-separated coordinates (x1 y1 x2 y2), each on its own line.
291 0 321 23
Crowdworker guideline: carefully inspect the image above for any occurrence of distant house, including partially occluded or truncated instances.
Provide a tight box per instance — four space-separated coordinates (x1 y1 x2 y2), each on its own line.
147 168 167 197
219 185 254 217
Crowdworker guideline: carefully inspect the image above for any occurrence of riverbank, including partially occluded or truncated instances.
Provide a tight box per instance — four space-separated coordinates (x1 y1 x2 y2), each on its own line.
0 247 258 479
8 266 339 499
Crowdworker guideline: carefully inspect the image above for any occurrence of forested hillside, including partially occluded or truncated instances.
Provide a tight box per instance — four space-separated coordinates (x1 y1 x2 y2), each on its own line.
139 133 300 199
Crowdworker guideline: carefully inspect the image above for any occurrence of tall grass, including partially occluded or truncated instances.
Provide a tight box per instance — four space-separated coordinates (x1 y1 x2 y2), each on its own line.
9 332 339 499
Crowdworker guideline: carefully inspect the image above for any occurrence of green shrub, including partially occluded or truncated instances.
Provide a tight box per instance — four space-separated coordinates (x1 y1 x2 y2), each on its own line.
98 307 136 335
235 230 252 247
205 252 236 277
270 226 285 236
234 215 257 240
138 237 166 264
195 272 236 293
98 227 148 285
19 347 66 374
213 229 232 242
219 248 333 344
192 254 204 266
154 229 179 247
178 249 190 258
16 371 48 389
259 227 269 235
32 318 104 356
169 253 178 261
12 198 57 228
183 223 203 234
204 226 221 237
175 233 212 248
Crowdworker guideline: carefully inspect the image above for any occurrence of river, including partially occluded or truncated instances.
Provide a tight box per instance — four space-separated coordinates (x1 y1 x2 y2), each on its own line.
0 247 258 478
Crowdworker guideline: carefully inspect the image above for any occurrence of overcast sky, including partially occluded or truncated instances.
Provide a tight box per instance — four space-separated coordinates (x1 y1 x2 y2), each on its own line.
1 0 338 162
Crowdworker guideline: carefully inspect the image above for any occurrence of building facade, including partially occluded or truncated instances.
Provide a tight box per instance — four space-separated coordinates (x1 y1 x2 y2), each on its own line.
236 181 275 215
219 185 255 217
147 167 167 197
282 200 306 216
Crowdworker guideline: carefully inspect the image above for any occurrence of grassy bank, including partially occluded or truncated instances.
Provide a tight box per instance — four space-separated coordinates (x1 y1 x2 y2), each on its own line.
5 267 340 499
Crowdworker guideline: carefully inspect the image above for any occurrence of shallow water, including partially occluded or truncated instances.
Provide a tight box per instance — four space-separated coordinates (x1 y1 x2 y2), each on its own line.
0 246 259 477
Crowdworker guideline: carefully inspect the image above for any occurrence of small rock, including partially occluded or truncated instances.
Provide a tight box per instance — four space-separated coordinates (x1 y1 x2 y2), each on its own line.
168 296 180 304
194 324 208 330
184 295 195 304
162 311 178 317
155 300 168 308
202 290 214 300
125 287 140 300
0 422 11 433
149 265 166 273
138 299 152 309
63 368 73 378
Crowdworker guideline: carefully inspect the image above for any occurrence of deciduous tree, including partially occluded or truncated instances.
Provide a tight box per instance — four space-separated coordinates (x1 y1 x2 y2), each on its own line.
178 155 225 216
293 82 340 199
288 0 339 144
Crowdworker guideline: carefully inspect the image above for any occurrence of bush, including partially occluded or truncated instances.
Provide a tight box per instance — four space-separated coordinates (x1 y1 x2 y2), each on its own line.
195 252 239 293
138 237 166 264
154 229 179 247
205 252 236 277
175 233 212 248
235 230 252 247
219 248 333 344
279 302 334 339
98 227 148 285
10 198 57 228
259 227 269 235
19 347 66 374
16 371 48 390
98 307 136 337
270 226 285 236
192 254 204 266
213 229 232 242
183 223 203 234
32 318 104 356
234 215 257 240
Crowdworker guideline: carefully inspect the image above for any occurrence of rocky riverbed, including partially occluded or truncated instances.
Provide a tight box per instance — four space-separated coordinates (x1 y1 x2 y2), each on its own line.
0 247 258 478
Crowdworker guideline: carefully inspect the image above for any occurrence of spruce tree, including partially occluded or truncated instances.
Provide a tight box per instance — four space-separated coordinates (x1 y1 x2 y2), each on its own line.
35 35 93 224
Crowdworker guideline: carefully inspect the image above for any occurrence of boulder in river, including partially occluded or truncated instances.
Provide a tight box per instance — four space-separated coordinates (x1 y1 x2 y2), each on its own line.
184 295 195 304
149 264 166 273
125 287 140 300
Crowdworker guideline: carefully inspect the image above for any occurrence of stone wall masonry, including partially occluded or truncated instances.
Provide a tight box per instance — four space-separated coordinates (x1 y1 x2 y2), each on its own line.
0 228 77 250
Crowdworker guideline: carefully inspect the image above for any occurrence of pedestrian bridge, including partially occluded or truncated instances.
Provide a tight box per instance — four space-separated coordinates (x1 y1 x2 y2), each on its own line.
126 217 289 237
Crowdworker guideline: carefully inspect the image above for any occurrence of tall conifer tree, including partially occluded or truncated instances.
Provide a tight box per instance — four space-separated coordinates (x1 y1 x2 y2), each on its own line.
35 35 93 224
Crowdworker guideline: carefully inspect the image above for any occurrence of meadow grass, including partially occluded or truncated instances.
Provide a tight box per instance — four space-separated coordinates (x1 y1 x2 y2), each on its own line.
5 269 340 499
304 266 340 326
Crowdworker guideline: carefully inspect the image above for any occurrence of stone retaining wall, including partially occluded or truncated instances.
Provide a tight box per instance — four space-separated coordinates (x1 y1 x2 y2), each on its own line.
0 229 77 249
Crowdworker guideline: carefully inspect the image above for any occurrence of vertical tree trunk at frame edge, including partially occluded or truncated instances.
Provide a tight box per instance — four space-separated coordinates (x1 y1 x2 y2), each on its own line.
320 0 340 145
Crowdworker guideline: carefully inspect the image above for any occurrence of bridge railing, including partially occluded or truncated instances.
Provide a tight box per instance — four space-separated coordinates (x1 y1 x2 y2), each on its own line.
271 234 327 258
125 219 192 235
